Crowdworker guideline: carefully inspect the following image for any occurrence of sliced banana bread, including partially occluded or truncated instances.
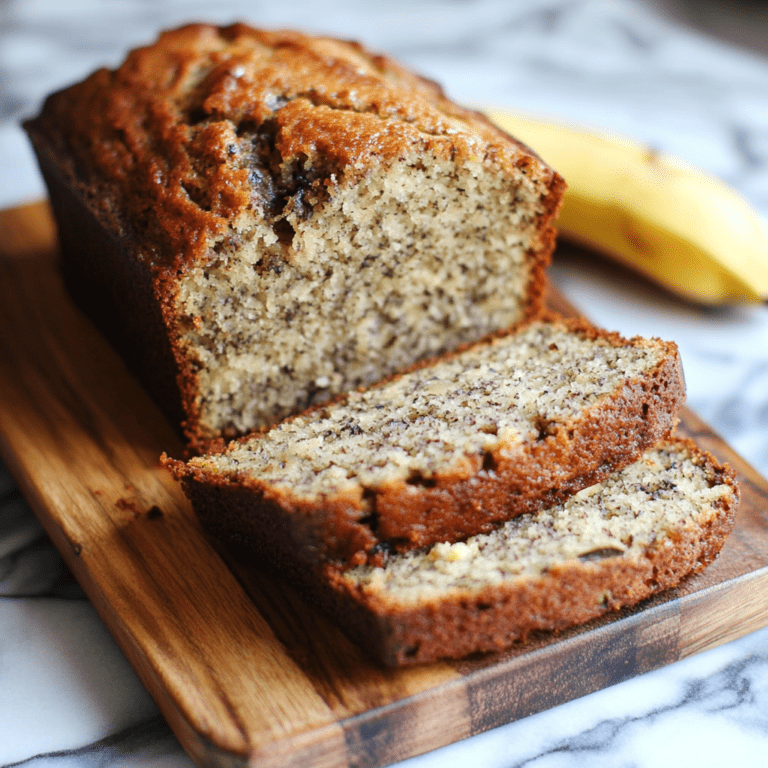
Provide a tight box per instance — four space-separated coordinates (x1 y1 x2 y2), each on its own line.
24 23 565 448
324 439 738 664
167 318 686 567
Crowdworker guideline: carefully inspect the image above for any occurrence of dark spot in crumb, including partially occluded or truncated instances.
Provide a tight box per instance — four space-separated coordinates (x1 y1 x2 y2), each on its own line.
534 417 556 441
146 506 163 520
578 547 625 562
186 106 208 125
239 118 327 225
273 217 295 246
482 452 498 473
361 488 378 527
406 474 437 488
70 541 82 556
254 253 285 275
649 479 676 499
181 180 211 211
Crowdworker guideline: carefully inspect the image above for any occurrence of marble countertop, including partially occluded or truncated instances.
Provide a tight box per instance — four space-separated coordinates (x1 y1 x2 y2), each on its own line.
1 0 767 765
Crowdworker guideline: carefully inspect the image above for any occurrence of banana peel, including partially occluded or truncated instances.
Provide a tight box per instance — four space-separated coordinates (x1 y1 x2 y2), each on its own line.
486 109 768 305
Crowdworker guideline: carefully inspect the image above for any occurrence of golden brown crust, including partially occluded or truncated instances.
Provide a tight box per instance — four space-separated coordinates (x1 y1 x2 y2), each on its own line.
166 319 686 567
25 22 562 272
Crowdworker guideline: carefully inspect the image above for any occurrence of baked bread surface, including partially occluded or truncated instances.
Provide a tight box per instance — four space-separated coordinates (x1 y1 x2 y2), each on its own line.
24 22 565 446
168 318 686 567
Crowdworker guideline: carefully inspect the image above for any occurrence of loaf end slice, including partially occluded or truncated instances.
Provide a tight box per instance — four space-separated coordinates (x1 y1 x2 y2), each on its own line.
320 438 739 665
167 318 686 567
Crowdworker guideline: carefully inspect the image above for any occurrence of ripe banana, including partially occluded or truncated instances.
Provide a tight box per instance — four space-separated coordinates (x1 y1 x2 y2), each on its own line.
486 109 768 305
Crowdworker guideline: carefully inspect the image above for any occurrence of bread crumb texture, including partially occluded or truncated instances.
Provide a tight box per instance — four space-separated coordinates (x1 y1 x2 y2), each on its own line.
178 149 545 433
343 442 733 605
191 322 664 496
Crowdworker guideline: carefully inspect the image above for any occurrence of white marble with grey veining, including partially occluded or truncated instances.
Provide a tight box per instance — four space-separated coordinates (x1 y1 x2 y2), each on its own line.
1 1 768 766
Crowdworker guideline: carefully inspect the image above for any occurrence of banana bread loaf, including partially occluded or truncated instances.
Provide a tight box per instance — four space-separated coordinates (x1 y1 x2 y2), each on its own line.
167 318 686 567
24 22 565 448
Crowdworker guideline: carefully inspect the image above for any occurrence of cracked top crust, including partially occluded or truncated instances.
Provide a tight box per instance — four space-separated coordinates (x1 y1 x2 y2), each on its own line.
26 22 557 274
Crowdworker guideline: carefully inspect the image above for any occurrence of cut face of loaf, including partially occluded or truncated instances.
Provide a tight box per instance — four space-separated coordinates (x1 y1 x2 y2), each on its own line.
327 439 739 665
169 319 686 566
23 23 565 447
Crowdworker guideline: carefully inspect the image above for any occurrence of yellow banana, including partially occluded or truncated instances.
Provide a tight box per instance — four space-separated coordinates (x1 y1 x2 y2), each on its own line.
486 109 768 305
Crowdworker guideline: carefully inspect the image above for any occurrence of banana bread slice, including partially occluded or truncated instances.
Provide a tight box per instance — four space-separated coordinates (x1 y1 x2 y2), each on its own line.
167 318 686 567
323 439 738 665
23 23 565 449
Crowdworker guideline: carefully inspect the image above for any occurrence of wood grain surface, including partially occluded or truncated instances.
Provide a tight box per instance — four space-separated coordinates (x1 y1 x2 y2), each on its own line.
1 201 767 768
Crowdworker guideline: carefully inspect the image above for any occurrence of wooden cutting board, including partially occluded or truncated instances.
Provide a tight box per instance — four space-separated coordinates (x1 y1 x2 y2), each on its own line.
2 201 767 768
